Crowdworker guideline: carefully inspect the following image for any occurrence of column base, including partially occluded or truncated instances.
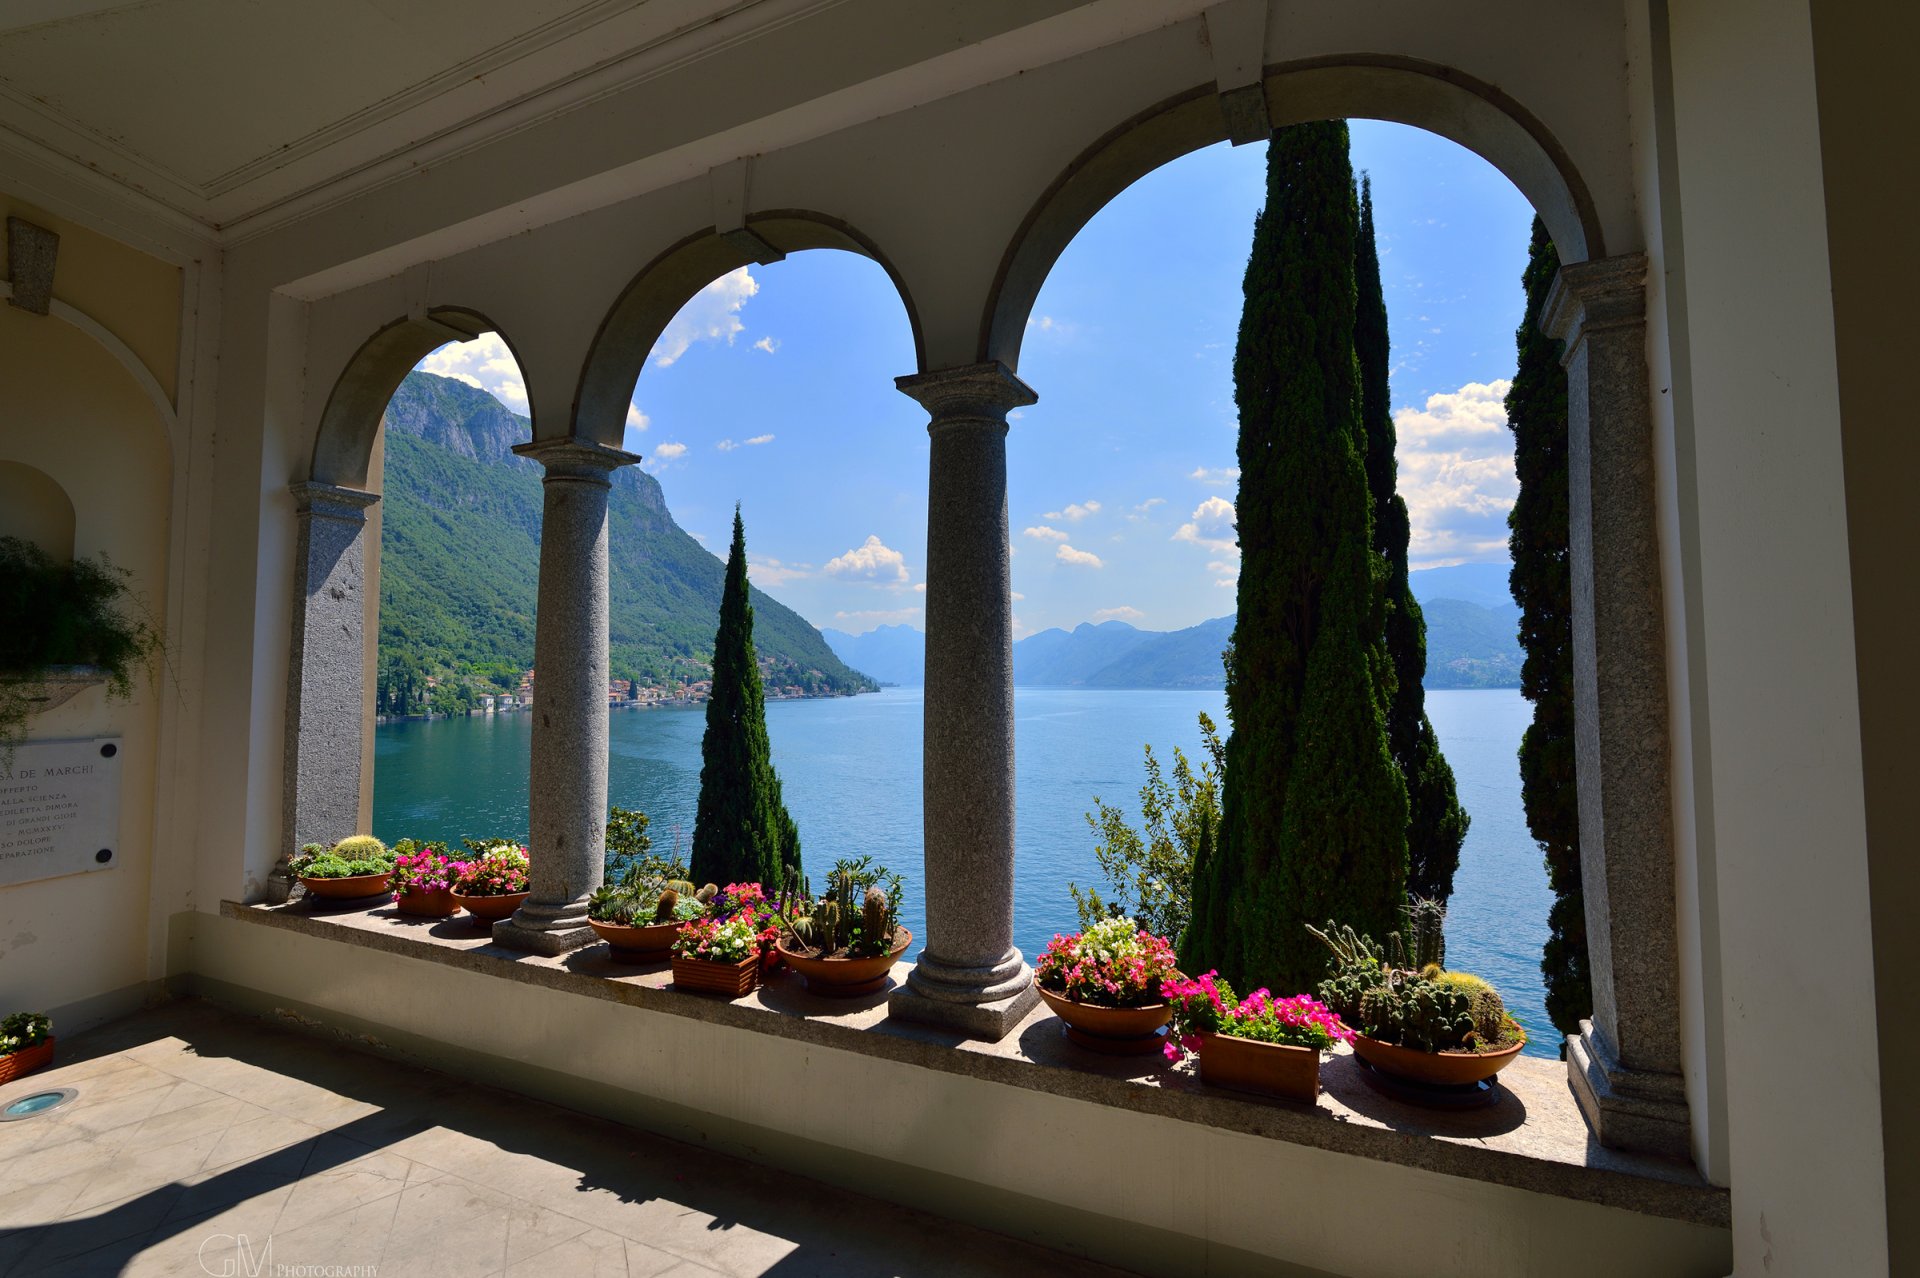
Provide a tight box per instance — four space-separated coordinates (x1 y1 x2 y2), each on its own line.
491 904 598 956
888 975 1039 1041
1568 1019 1692 1161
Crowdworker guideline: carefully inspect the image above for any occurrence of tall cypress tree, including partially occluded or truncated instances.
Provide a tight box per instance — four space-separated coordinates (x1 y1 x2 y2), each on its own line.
1355 176 1470 903
690 507 801 890
1183 122 1408 995
1506 218 1587 1035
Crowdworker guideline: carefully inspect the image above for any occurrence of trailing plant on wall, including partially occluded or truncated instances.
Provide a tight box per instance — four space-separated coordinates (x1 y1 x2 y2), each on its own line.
0 536 164 749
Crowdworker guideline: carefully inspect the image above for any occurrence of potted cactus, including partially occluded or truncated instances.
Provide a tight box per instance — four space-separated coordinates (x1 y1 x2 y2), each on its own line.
293 837 396 900
587 806 699 961
390 839 460 917
671 882 778 996
450 841 531 921
1163 973 1349 1102
776 857 911 997
1308 903 1527 1097
0 1012 53 1085
1031 916 1178 1054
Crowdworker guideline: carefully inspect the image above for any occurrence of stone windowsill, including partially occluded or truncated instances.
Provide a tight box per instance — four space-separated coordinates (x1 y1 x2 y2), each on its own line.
221 898 1728 1230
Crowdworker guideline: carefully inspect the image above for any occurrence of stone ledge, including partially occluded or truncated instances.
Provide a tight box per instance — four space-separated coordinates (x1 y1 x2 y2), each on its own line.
222 899 1729 1229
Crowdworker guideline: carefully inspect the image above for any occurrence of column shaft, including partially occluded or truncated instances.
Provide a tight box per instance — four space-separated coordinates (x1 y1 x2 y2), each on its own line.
888 362 1039 1039
494 438 638 954
1544 254 1692 1159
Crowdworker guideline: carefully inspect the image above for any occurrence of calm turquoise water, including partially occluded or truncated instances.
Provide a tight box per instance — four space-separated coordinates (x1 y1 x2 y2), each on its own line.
374 686 1556 1056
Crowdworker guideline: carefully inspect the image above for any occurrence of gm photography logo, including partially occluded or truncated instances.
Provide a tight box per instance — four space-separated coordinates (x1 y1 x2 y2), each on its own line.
198 1233 377 1278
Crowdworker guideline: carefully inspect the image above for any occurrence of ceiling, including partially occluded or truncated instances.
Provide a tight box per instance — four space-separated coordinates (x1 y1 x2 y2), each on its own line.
0 0 828 231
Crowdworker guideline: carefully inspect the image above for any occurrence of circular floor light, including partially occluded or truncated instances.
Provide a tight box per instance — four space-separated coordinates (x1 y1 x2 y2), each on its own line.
1 1088 77 1120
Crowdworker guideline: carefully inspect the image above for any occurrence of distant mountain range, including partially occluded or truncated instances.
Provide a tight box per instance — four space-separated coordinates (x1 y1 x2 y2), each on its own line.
822 565 1522 690
379 371 873 697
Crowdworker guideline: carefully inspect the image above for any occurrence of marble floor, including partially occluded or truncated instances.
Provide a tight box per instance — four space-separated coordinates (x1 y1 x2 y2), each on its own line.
0 1001 1135 1277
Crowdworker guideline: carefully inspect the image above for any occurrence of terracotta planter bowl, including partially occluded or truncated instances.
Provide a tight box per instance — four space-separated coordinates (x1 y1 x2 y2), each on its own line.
452 889 528 922
670 952 760 998
300 872 393 900
394 886 457 918
1349 1032 1526 1088
0 1038 54 1086
1034 982 1171 1056
589 918 679 962
1197 1032 1321 1102
776 928 912 997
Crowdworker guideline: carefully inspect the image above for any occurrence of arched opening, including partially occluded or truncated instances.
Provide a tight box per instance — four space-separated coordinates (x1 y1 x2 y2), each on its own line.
0 461 77 562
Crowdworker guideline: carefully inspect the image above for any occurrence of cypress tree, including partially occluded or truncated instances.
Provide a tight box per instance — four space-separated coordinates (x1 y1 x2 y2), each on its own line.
1182 122 1409 995
1355 175 1471 903
690 507 802 890
1506 218 1588 1035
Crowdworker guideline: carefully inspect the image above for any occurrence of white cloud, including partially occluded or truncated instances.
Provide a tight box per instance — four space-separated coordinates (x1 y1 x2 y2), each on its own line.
1189 466 1240 487
1208 559 1239 588
1173 496 1238 556
625 403 650 432
1394 380 1518 569
825 535 910 583
716 439 738 452
417 332 528 414
913 581 928 594
651 267 758 367
1134 497 1165 511
1092 606 1144 622
1026 314 1078 340
1056 544 1104 569
753 336 780 354
1010 591 1024 601
1043 500 1102 522
748 554 811 587
652 441 688 459
1023 525 1069 542
834 607 921 630
744 434 774 446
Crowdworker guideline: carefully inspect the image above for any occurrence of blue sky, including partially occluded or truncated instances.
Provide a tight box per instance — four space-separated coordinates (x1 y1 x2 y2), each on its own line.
418 121 1536 637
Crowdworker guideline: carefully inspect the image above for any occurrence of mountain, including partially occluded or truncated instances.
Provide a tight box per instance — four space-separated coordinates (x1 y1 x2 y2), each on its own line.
1012 621 1155 685
377 371 874 702
1083 614 1235 688
818 624 924 686
1408 562 1514 611
1420 597 1523 689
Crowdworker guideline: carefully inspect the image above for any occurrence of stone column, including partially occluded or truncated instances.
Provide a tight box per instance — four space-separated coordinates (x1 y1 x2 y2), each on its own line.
887 362 1040 1039
1543 254 1692 1160
493 438 639 954
276 481 381 902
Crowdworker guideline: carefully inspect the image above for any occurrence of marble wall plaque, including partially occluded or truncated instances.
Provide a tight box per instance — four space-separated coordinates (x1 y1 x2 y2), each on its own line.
0 736 122 887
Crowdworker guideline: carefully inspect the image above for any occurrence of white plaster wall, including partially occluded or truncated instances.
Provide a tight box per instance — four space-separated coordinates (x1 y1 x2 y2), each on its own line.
1662 0 1886 1270
0 311 173 1030
187 912 1732 1278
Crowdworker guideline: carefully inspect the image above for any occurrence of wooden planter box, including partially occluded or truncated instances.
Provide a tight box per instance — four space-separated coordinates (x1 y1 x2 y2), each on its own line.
671 952 760 998
1197 1032 1321 1103
0 1038 54 1086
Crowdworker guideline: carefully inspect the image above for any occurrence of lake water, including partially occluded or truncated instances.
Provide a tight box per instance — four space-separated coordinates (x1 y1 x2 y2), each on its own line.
374 686 1556 1056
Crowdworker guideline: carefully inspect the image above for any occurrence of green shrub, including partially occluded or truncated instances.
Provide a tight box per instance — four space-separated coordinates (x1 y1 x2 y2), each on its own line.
0 1011 51 1055
299 856 356 879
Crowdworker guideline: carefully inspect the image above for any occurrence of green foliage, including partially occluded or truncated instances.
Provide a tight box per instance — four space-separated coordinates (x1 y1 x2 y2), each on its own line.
1073 712 1223 946
1357 972 1477 1053
1309 917 1523 1054
0 1011 52 1054
589 805 697 924
690 510 802 891
299 856 357 879
786 855 903 958
1507 218 1589 1038
1355 178 1470 902
1184 122 1409 995
374 373 873 712
0 536 165 748
292 838 393 879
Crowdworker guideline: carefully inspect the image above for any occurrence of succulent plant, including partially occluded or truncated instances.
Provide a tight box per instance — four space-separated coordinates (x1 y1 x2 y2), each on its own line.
333 835 390 863
862 886 889 947
781 857 902 958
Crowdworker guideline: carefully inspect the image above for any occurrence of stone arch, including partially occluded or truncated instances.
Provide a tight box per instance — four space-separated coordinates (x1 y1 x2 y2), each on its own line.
572 212 925 447
971 62 1689 1160
980 56 1603 368
310 306 530 489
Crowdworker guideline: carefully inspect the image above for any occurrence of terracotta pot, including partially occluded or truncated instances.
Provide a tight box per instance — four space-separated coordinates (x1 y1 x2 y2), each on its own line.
589 917 679 962
670 952 760 997
1034 981 1171 1056
0 1037 55 1085
300 872 393 900
1197 1032 1321 1102
776 928 912 998
452 889 528 922
1349 1032 1526 1088
394 886 457 918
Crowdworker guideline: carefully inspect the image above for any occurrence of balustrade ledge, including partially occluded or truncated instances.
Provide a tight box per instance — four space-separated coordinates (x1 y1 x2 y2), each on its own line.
219 899 1728 1231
